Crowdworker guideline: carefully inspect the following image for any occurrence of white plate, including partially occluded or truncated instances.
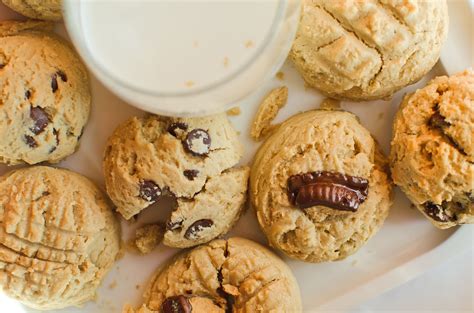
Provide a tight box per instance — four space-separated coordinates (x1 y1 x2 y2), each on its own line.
0 1 472 312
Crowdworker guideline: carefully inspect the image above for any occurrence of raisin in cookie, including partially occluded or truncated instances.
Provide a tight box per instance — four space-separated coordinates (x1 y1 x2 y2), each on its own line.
126 237 302 313
104 114 249 248
0 20 91 165
2 0 62 21
390 70 474 229
0 166 120 310
250 109 392 262
290 0 448 100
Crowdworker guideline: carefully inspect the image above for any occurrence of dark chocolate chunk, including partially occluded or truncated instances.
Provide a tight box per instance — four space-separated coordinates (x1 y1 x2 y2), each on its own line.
184 219 213 239
288 171 369 211
184 129 211 157
57 70 68 82
30 106 50 134
166 218 184 231
183 169 199 181
24 135 37 148
25 90 32 100
161 295 192 313
424 202 453 223
51 74 58 93
139 180 162 202
168 122 188 137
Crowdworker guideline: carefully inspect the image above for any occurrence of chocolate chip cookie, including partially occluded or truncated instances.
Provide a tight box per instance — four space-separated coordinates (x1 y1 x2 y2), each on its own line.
290 0 448 100
390 70 474 229
127 237 302 312
104 113 249 248
251 109 392 262
0 166 120 310
2 0 62 21
0 20 91 165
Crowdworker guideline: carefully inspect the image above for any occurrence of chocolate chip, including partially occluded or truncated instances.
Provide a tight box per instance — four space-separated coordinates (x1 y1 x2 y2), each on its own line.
25 90 32 100
424 202 453 223
51 74 58 93
287 171 369 212
161 295 192 313
168 122 188 137
24 135 37 148
139 180 162 202
166 218 184 231
30 106 50 134
184 129 211 157
57 70 68 82
184 219 213 239
183 169 199 181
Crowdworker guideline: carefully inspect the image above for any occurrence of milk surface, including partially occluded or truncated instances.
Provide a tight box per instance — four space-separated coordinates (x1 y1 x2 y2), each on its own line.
79 0 282 94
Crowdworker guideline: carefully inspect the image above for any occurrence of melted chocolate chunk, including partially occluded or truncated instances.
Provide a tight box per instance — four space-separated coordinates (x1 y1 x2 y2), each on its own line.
184 219 213 239
24 135 37 148
161 295 192 313
25 90 32 100
166 218 184 231
168 122 188 137
183 169 199 181
139 180 162 202
184 129 211 157
424 202 454 223
30 106 50 134
57 70 68 82
288 171 368 212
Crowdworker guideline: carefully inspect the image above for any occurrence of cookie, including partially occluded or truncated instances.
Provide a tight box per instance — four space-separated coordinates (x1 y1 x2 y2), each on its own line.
0 166 120 310
390 70 474 229
2 0 62 21
128 237 302 312
251 109 392 262
104 114 249 248
0 20 91 165
290 0 448 100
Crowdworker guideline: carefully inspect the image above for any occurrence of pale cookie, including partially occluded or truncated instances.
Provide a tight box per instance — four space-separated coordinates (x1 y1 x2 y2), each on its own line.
127 237 302 313
390 70 474 229
290 0 448 100
104 114 249 248
250 86 288 141
0 166 120 310
2 0 62 21
0 20 91 165
134 224 165 254
251 110 392 262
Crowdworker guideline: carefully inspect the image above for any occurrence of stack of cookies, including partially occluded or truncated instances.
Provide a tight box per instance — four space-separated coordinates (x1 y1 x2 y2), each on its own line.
0 0 472 312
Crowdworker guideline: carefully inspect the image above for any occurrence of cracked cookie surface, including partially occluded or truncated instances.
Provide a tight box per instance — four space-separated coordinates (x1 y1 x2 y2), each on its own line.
390 70 474 229
2 0 62 21
250 109 392 262
290 0 448 100
104 113 249 248
126 237 301 313
0 20 91 165
0 166 120 310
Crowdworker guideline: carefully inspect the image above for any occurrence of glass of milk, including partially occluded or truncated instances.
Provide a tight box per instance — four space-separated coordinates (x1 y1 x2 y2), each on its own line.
63 0 301 116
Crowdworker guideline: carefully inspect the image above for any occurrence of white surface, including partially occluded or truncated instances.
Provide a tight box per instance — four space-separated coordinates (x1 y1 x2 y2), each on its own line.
63 0 302 116
0 1 472 313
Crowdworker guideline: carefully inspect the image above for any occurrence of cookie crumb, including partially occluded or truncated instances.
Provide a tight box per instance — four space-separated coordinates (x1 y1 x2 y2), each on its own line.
223 57 229 67
226 107 241 116
134 223 165 254
251 86 288 141
320 98 341 111
244 40 254 48
185 81 195 88
276 71 285 81
108 280 117 289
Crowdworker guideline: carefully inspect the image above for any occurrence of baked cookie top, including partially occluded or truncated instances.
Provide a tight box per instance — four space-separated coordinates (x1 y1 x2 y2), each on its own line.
129 237 301 313
390 70 474 229
0 20 90 165
290 0 448 100
2 0 62 21
251 109 392 262
0 166 120 310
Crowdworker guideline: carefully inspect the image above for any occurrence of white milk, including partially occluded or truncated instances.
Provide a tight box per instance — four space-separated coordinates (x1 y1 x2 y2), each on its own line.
65 0 300 115
80 0 281 93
